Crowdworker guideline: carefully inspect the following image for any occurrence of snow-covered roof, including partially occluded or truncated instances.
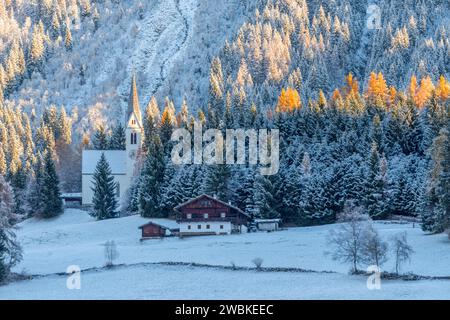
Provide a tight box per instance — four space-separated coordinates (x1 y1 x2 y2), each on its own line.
254 219 281 223
82 150 127 175
139 219 180 230
61 193 82 198
174 194 250 217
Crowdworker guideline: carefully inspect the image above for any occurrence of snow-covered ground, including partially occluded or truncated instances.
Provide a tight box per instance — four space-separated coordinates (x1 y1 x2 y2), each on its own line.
0 209 449 299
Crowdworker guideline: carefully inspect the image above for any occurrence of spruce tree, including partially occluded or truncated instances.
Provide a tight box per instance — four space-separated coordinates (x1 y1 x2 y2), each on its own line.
27 154 44 217
65 25 73 51
365 142 389 219
204 164 231 202
0 174 22 283
91 153 118 220
92 125 109 150
422 126 450 233
252 174 280 219
139 136 165 217
41 151 63 218
109 123 126 150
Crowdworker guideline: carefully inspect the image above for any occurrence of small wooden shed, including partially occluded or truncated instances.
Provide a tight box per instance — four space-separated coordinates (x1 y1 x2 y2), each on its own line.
254 219 281 231
139 220 179 240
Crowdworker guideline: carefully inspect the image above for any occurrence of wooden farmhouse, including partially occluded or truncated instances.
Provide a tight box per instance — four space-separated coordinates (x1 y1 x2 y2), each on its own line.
174 194 250 236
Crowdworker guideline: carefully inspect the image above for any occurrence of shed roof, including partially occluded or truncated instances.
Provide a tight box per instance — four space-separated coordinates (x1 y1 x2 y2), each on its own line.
82 150 127 175
138 219 180 230
254 219 282 223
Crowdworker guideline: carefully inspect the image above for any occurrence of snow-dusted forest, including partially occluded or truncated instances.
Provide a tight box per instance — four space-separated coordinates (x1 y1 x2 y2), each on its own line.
0 0 449 298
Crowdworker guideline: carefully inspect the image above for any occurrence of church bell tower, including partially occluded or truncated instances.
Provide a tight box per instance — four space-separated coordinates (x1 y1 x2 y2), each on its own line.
125 73 143 177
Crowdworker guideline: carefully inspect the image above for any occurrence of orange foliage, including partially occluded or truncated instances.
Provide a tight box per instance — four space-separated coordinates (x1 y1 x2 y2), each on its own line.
435 75 450 101
366 71 388 102
388 86 397 107
414 76 435 108
344 73 359 96
276 87 301 112
409 75 418 98
161 108 174 125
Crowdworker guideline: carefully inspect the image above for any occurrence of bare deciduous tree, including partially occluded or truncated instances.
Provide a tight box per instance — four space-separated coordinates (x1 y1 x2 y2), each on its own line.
252 257 263 270
390 232 414 274
361 224 389 268
104 240 119 267
327 201 371 273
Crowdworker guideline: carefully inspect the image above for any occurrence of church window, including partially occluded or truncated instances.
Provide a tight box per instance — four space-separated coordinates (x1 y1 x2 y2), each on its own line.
131 132 137 145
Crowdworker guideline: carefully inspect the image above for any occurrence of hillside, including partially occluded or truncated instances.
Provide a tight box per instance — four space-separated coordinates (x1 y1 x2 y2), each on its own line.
1 0 449 134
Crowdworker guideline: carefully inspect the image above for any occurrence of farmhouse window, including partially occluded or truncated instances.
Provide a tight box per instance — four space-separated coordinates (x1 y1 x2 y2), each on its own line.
197 225 201 229
220 212 226 218
187 225 191 230
206 225 210 229
220 225 224 229
200 200 212 206
187 214 192 219
131 119 136 125
204 213 209 219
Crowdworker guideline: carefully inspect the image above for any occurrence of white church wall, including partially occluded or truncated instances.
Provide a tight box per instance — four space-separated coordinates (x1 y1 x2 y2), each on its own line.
82 174 129 207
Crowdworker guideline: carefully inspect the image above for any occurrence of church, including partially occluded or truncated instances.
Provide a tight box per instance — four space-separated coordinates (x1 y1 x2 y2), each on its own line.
81 75 144 207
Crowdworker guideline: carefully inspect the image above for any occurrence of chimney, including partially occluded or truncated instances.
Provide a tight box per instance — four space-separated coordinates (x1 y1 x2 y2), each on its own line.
213 194 217 199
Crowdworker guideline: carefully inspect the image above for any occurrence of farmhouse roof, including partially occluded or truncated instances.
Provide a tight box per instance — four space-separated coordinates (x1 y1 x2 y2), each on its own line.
174 194 250 218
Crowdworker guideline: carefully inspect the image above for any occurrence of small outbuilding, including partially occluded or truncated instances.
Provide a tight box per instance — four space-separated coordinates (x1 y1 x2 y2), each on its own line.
61 193 82 208
139 219 180 240
254 219 281 232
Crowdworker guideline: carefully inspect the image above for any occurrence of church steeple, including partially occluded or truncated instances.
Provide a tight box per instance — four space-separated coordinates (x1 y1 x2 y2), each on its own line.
127 73 142 125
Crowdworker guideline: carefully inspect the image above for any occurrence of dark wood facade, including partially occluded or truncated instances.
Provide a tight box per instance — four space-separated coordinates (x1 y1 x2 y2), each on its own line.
139 222 179 238
174 194 250 227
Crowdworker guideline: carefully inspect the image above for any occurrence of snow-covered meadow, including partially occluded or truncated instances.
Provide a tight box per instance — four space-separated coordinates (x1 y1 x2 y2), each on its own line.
0 209 449 299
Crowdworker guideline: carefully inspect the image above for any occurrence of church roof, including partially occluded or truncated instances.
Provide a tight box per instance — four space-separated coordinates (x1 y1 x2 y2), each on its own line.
127 73 142 125
82 150 127 175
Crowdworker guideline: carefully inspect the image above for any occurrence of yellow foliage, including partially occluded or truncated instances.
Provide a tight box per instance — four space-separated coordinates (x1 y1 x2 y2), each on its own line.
435 75 450 101
414 76 435 108
276 87 301 112
409 75 418 98
366 71 388 102
344 73 359 96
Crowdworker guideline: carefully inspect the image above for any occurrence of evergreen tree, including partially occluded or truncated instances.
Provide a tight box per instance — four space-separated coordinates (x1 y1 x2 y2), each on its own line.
41 151 63 218
139 136 165 217
252 174 280 219
204 165 231 202
92 125 109 150
0 174 22 283
27 154 44 217
91 153 118 220
65 25 73 51
422 126 450 233
109 123 126 150
365 143 389 219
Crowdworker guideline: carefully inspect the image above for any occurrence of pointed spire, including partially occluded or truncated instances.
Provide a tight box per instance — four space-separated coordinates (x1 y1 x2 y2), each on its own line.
127 73 142 125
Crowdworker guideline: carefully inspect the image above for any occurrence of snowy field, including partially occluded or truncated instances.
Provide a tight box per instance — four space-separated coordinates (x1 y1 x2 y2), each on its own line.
0 209 449 299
